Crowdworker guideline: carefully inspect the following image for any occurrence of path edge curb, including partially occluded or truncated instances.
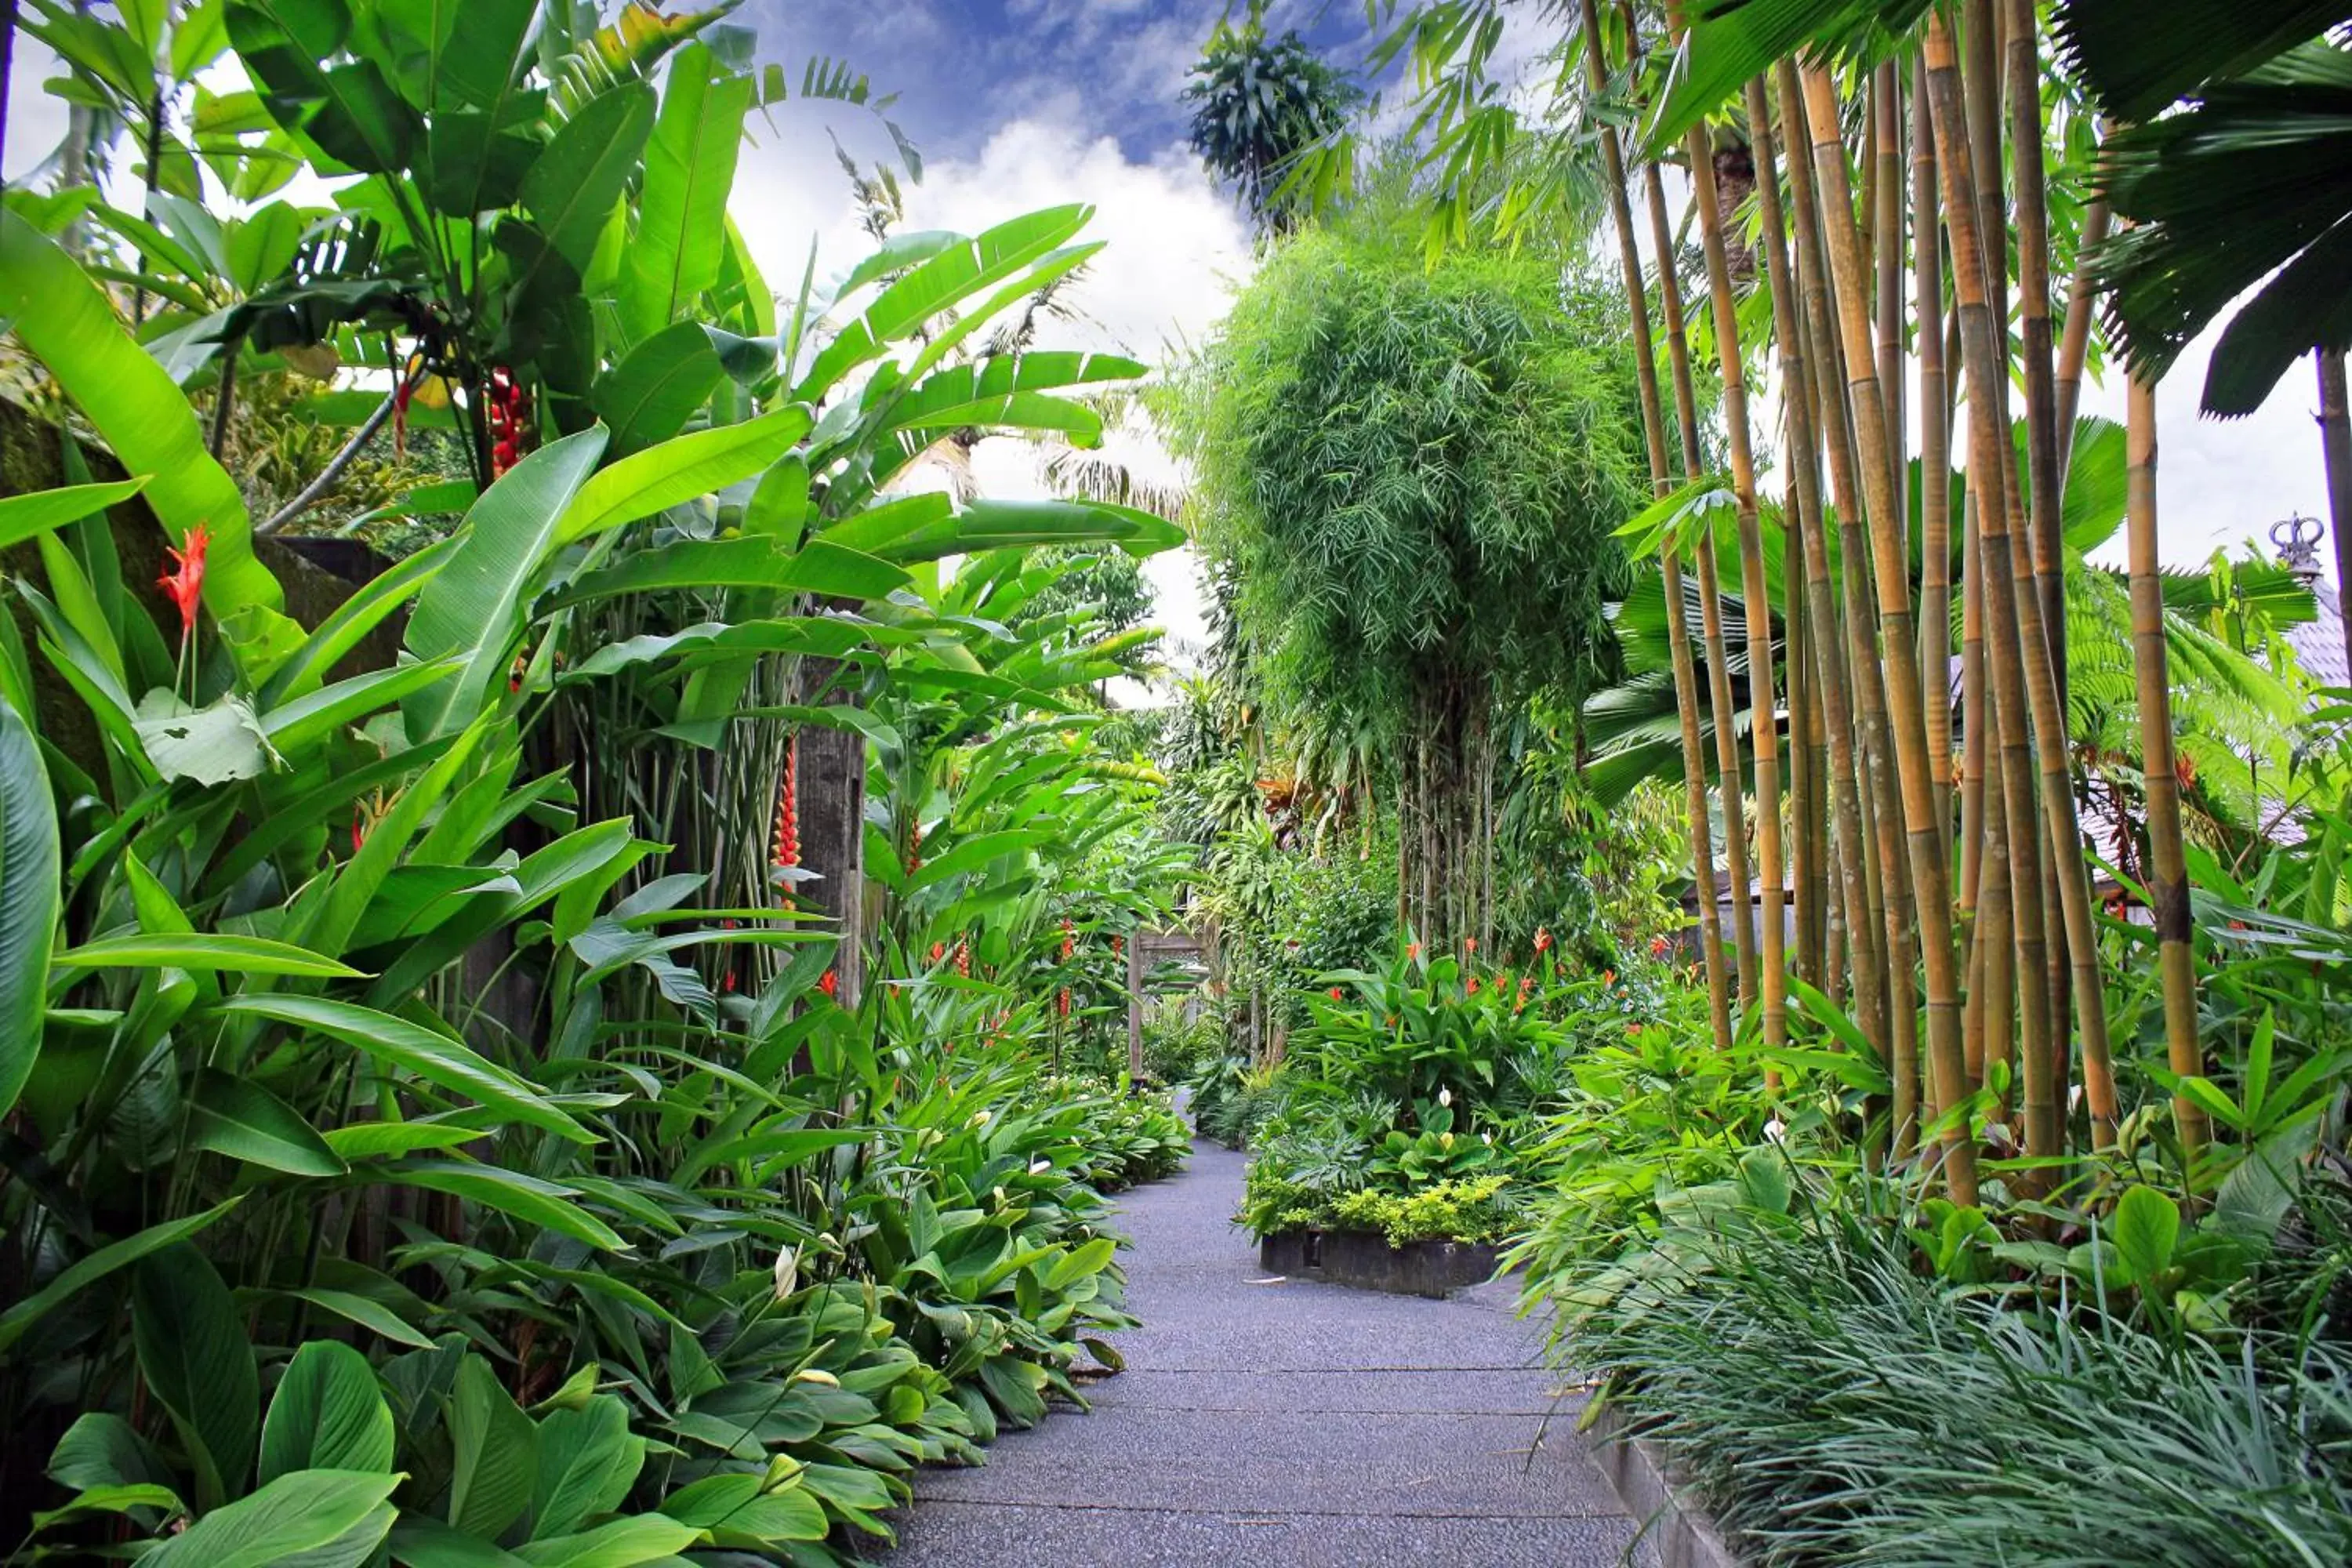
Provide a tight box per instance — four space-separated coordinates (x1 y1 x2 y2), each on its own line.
1578 1398 1744 1568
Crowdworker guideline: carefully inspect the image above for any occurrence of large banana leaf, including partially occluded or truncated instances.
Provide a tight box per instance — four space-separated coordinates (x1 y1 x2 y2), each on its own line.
0 695 57 1119
794 205 1097 401
0 209 299 674
619 42 751 343
404 427 610 742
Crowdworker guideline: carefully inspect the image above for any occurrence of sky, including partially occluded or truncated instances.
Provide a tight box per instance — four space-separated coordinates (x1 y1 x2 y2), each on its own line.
4 3 2342 681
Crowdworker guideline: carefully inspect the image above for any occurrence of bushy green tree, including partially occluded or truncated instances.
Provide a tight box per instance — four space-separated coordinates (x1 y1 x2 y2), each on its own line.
1167 208 1644 950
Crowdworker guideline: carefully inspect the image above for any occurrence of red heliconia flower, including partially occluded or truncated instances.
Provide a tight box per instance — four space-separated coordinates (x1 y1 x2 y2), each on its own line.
1328 986 1345 1002
1059 917 1075 961
1112 935 1124 956
158 523 210 644
818 969 838 998
1650 935 1671 960
1533 927 1553 953
351 809 368 855
485 366 532 477
1602 969 1616 988
1465 976 1482 996
908 816 923 874
1407 942 1421 960
1464 937 1477 955
955 937 971 978
931 942 947 964
1057 986 1072 1018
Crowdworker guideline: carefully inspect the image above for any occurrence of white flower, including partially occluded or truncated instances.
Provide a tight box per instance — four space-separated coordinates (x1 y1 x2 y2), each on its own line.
1438 1087 1453 1108
1482 1131 1494 1145
967 1109 991 1128
1763 1117 1787 1145
1029 1158 1051 1175
771 1243 801 1301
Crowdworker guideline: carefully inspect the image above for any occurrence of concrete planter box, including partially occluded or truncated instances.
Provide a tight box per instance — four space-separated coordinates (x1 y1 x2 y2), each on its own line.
1581 1396 1744 1568
1258 1229 1500 1298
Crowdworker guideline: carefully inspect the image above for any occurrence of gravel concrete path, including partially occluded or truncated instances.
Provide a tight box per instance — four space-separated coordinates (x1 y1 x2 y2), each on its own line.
879 1138 1652 1566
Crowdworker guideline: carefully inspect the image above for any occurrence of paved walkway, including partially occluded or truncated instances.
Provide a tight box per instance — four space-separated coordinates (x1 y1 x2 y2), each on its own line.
881 1139 1652 1566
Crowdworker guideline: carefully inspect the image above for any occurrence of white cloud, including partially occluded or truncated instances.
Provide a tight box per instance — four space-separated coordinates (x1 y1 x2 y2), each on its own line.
728 108 1252 691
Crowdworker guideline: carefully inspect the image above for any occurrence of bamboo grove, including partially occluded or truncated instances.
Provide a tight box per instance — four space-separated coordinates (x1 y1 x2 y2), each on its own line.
1525 0 2211 1201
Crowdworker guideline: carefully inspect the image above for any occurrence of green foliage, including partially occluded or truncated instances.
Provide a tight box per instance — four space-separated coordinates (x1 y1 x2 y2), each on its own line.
1330 1175 1518 1247
1171 220 1642 739
1183 5 1363 229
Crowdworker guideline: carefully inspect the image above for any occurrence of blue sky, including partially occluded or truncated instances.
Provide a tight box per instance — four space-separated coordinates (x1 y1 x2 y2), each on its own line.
746 0 1375 167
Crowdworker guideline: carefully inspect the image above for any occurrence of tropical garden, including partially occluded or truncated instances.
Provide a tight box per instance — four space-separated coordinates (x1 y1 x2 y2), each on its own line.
0 0 2350 1563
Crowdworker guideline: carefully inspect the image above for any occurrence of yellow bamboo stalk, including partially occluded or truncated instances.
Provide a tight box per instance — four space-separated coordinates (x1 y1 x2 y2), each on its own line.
1643 152 1759 1011
1686 119 1788 1057
1748 74 1886 1080
2126 372 2208 1169
1780 61 1915 1141
1577 0 1736 1053
1798 60 1975 1203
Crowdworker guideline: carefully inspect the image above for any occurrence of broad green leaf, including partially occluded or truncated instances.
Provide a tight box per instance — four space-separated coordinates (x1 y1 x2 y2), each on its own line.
661 1472 828 1544
405 427 610 741
521 80 655 270
262 658 463 752
133 689 276 784
261 1341 396 1483
133 1243 260 1508
0 695 57 1119
274 1286 436 1349
0 209 296 672
448 1355 535 1540
2109 1185 2182 1290
909 829 1051 890
261 535 454 704
0 477 149 549
512 1515 702 1566
227 0 419 175
557 535 907 606
619 42 751 342
554 403 812 545
0 1200 241 1354
389 1515 535 1566
795 205 1094 400
56 933 364 977
531 1398 641 1540
212 995 594 1144
31 1481 187 1531
320 1120 485 1159
381 1160 627 1250
588 321 725 454
189 1067 346 1176
49 1411 172 1495
140 1470 400 1568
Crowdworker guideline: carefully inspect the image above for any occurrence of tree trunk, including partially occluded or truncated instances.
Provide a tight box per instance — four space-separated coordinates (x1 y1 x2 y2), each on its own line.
793 655 868 1007
1914 58 1955 866
2319 350 2352 681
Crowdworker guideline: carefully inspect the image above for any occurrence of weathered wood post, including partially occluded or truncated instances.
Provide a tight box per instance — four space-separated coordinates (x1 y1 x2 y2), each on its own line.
1127 932 1145 1080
